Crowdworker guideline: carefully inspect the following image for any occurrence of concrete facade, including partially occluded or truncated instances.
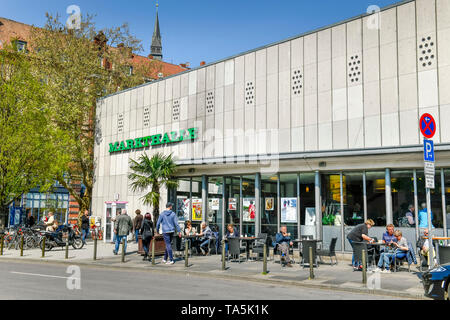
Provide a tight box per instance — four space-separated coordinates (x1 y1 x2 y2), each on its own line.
93 0 450 243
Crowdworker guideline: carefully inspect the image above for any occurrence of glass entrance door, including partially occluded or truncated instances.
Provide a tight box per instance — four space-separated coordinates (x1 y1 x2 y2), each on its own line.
104 202 128 242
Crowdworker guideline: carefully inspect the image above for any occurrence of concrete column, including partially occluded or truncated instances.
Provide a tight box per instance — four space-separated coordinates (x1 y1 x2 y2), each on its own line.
441 169 447 238
255 172 261 236
385 168 393 225
413 169 419 240
189 178 193 222
340 172 345 253
239 176 243 238
201 175 207 223
315 171 322 240
277 173 281 232
297 173 301 240
221 176 226 237
363 171 368 221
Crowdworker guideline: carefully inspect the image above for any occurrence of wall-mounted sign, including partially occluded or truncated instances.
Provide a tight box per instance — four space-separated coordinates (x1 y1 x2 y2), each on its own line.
108 127 198 154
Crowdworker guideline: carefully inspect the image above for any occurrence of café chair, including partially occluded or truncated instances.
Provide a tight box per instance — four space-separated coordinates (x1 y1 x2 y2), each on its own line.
228 238 245 263
300 240 318 268
251 233 269 260
317 237 338 265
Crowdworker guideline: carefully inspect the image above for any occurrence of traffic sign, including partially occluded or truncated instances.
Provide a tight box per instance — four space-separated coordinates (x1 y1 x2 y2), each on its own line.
424 161 435 175
423 139 435 162
425 174 435 189
420 113 436 139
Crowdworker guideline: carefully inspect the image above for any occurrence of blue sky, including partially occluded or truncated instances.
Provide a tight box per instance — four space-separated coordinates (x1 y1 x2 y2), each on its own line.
1 0 404 67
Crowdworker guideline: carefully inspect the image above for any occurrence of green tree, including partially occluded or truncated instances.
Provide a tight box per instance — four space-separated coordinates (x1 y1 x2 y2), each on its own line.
28 13 163 223
0 48 65 227
128 153 178 224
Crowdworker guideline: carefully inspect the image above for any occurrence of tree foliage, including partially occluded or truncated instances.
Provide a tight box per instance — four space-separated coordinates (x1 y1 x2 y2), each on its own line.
0 47 65 227
128 152 178 224
28 13 163 222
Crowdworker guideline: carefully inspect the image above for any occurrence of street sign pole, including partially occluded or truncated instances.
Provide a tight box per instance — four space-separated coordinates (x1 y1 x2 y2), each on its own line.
425 186 434 268
420 113 436 269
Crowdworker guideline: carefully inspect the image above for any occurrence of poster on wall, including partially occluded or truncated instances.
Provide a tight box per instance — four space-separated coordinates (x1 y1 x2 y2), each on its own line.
177 198 190 221
281 198 297 223
228 198 237 211
192 198 202 221
210 198 220 211
305 207 316 226
243 198 256 222
265 197 274 211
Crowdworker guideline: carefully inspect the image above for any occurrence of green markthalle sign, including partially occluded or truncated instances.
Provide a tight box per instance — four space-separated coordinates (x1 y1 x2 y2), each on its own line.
109 127 198 154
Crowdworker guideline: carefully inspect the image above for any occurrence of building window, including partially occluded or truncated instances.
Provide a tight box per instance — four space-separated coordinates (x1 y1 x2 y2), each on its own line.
280 173 299 240
365 171 386 227
207 177 223 233
14 40 27 53
391 170 415 228
417 170 443 229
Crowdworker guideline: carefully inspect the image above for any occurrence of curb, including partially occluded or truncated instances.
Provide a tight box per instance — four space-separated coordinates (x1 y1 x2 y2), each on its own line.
0 256 428 300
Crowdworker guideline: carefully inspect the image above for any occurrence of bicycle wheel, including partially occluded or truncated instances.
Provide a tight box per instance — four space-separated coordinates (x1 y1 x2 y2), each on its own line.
25 236 35 249
39 238 53 251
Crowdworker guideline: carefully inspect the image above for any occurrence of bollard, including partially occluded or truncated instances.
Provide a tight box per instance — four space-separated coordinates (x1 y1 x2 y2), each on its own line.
151 238 155 265
1 235 4 256
262 243 268 275
308 246 314 280
93 232 97 261
184 239 189 268
221 240 226 270
41 236 46 258
65 234 69 259
20 235 24 256
362 249 367 285
121 238 125 263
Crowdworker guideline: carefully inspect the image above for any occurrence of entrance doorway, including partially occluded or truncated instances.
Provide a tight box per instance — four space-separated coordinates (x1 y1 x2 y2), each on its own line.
104 202 128 243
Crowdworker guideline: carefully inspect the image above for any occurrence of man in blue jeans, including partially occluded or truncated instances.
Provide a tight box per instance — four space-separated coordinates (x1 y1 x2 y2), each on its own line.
375 230 409 273
113 209 133 255
156 202 181 265
346 219 375 271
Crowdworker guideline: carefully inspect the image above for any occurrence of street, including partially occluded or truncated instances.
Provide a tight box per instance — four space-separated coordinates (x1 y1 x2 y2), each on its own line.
0 260 408 300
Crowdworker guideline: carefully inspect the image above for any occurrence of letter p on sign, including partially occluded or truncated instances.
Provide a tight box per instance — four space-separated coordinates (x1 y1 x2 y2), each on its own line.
424 140 434 162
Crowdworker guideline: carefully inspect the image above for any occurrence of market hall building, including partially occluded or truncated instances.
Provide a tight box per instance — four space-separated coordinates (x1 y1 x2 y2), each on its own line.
93 0 450 251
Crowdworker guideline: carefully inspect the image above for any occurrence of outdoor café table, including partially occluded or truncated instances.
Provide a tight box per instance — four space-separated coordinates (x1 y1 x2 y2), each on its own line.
238 236 262 261
423 236 450 266
181 234 201 257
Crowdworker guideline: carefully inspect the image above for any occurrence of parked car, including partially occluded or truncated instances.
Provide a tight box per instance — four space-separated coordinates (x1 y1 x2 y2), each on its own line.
422 263 450 300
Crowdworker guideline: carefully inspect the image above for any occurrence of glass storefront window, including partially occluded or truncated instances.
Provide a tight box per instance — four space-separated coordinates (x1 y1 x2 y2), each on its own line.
391 170 415 228
343 172 364 227
191 177 202 229
176 179 191 223
261 174 278 237
242 175 255 236
299 173 315 226
417 170 443 229
207 176 223 232
280 173 298 240
321 173 343 251
365 171 386 227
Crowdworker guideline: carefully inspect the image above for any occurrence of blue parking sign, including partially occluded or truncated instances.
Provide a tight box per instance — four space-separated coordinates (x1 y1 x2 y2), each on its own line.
424 139 434 162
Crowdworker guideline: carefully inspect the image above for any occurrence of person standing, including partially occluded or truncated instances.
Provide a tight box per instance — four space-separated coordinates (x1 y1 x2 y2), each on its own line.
133 209 143 243
156 202 181 265
346 219 375 270
25 209 35 228
140 213 154 261
113 209 133 255
418 202 434 229
81 210 90 245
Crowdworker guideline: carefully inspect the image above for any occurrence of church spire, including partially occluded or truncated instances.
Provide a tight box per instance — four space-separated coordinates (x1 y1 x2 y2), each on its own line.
151 1 163 60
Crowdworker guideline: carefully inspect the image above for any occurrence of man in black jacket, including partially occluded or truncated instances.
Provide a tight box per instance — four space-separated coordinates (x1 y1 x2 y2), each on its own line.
81 210 90 245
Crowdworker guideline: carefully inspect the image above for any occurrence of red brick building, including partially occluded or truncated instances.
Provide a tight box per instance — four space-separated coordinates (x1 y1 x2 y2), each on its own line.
0 14 188 224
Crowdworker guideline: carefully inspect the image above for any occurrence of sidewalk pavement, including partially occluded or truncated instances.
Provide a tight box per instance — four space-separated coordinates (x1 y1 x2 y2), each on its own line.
0 240 428 300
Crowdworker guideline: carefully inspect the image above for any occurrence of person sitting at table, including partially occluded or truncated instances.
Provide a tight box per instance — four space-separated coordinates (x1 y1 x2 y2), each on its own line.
273 225 294 267
417 228 434 266
381 224 397 252
375 230 409 273
197 222 213 255
224 223 240 256
184 220 195 236
346 219 375 271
